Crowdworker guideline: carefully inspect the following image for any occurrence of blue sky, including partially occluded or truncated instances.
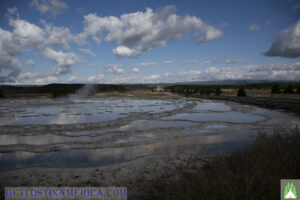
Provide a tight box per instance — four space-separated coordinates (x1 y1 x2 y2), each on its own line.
0 0 299 84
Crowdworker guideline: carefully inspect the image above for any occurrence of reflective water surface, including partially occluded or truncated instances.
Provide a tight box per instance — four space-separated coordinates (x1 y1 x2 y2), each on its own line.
0 97 299 170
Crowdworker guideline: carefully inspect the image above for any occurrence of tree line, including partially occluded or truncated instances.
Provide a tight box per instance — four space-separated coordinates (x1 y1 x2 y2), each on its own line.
0 84 129 98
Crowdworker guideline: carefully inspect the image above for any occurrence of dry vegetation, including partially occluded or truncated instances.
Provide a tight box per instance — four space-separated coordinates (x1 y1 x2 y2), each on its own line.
138 128 300 200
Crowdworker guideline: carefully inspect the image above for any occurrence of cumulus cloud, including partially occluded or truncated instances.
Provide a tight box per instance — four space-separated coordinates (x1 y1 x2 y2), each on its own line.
132 68 139 73
0 28 22 82
105 64 124 74
113 46 139 57
68 76 79 82
157 62 300 83
99 62 300 83
44 24 74 48
0 14 83 82
51 67 72 75
44 47 82 75
249 23 260 31
78 48 96 56
82 6 222 57
9 18 45 49
264 19 300 58
8 62 300 85
11 72 59 85
25 59 36 67
143 74 160 82
35 76 58 84
87 74 105 82
30 0 68 16
16 72 41 81
44 47 82 67
196 26 223 43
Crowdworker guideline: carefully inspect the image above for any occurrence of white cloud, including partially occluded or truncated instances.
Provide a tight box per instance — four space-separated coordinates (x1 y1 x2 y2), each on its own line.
0 15 83 82
30 0 68 16
0 28 22 82
113 46 139 57
51 67 72 75
132 68 139 73
87 74 105 82
183 58 243 66
7 7 19 18
78 48 96 56
101 62 300 83
264 19 300 58
157 62 300 82
44 24 73 48
109 76 140 83
82 6 222 57
68 76 78 82
249 23 260 31
7 62 300 85
143 74 160 82
135 60 174 67
16 72 40 81
196 26 223 43
25 59 36 67
9 18 45 49
105 64 124 74
44 47 82 68
136 62 158 67
44 47 83 75
163 60 174 64
35 75 58 84
202 58 243 65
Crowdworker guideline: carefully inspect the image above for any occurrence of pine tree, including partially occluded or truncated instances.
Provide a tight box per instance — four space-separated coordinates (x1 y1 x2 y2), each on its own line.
237 87 247 96
283 84 294 94
296 87 300 94
271 84 281 94
215 86 222 96
0 89 4 98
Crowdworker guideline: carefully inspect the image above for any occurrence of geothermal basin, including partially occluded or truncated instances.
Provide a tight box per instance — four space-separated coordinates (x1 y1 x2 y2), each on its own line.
0 95 299 171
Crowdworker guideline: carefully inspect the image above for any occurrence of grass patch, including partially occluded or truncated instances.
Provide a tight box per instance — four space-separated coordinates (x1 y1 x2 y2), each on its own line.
140 128 300 200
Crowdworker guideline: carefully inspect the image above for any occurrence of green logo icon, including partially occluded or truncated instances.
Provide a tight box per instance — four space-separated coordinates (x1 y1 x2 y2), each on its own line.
283 182 298 199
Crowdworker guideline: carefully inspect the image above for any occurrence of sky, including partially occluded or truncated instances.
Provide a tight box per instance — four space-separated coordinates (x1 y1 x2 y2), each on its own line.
0 0 300 85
